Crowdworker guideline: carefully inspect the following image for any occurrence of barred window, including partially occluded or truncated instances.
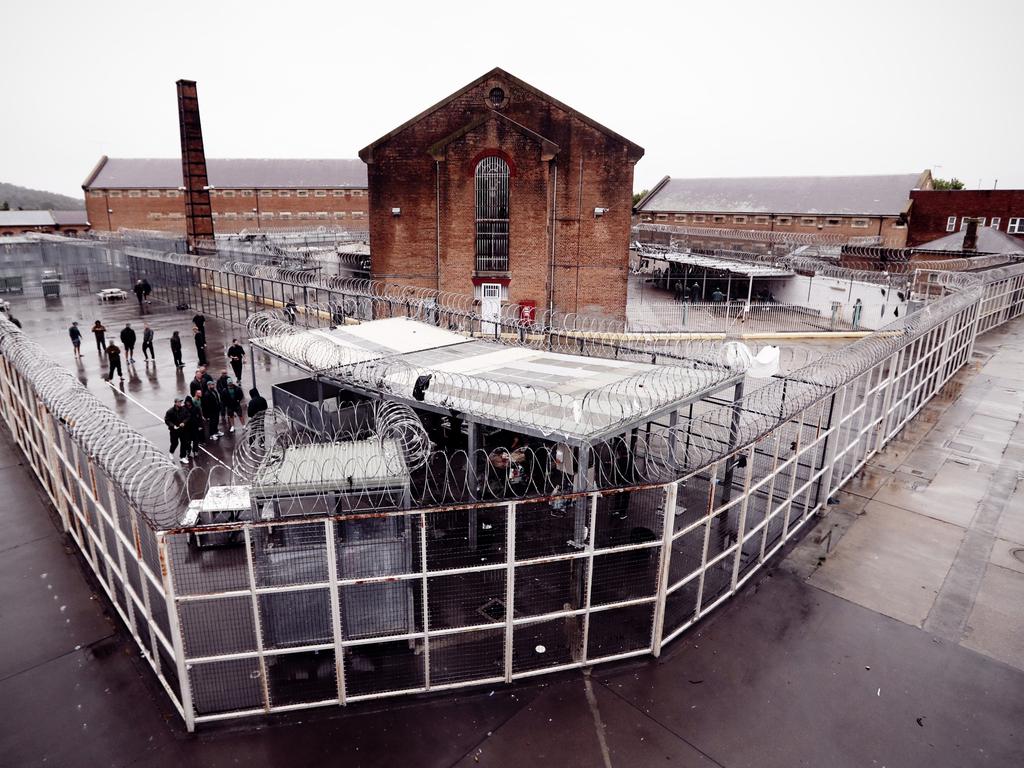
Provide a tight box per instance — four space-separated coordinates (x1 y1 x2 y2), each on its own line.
474 156 509 271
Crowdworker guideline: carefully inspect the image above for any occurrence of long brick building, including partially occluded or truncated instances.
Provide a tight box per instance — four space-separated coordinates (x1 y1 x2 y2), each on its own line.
82 157 368 234
635 172 932 248
359 67 643 321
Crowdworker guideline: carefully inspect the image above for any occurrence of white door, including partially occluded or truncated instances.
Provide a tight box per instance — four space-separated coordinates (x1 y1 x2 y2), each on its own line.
481 283 501 334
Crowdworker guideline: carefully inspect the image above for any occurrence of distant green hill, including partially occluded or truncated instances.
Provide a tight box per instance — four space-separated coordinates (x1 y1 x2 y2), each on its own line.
0 182 85 211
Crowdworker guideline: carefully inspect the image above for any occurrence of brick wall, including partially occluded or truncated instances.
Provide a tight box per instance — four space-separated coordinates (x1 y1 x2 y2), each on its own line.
84 187 369 233
907 190 1024 246
364 72 641 320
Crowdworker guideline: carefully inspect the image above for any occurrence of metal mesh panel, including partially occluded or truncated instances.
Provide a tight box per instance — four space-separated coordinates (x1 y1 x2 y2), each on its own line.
266 650 337 706
587 603 654 658
668 524 705 587
675 471 713 533
590 548 659 606
168 535 249 596
663 578 700 637
512 616 580 674
515 500 585 560
594 488 664 549
258 589 332 649
251 523 328 587
427 570 506 631
428 628 505 686
343 639 425 697
148 578 171 643
189 658 263 716
426 506 507 571
335 514 418 579
514 559 587 618
339 580 421 640
178 596 257 657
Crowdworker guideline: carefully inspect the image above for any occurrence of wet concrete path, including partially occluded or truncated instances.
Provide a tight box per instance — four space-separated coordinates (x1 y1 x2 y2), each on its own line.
0 295 1022 766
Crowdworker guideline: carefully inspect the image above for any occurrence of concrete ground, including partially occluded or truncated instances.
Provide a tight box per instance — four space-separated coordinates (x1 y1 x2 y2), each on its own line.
0 292 1022 767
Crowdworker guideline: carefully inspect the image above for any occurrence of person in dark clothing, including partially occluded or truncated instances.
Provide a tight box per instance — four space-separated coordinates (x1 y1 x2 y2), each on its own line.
223 380 246 432
133 280 146 308
227 339 246 382
69 322 82 358
164 397 190 464
201 381 223 441
216 370 231 399
247 388 268 419
188 368 211 398
120 323 137 363
192 313 206 333
170 331 184 368
182 396 204 453
105 342 123 381
141 278 152 304
194 326 207 366
141 323 155 360
284 298 297 325
7 315 21 328
91 320 106 353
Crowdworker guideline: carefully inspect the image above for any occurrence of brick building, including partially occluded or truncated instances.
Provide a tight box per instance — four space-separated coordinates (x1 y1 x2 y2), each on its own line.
82 157 368 234
635 172 932 248
906 189 1024 246
0 210 89 237
359 67 643 321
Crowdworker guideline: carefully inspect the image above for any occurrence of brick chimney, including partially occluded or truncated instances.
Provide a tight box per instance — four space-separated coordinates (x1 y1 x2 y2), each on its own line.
962 217 979 251
176 79 214 252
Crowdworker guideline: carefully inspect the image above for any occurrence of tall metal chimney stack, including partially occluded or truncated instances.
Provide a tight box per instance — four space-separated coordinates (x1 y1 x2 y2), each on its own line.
176 79 215 252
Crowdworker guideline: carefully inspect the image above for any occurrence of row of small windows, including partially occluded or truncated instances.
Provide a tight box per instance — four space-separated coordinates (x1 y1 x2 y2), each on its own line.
91 188 365 198
946 215 1023 234
644 213 875 228
146 211 365 221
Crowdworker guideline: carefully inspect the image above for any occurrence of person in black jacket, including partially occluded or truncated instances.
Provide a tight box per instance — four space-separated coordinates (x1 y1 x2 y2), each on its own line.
91 320 106 354
133 280 146 308
141 322 155 361
164 397 190 464
201 381 223 441
247 388 268 419
120 323 137 363
192 312 206 333
223 380 246 432
69 322 82 358
170 330 184 368
227 339 246 381
194 325 207 366
105 342 123 381
182 396 204 454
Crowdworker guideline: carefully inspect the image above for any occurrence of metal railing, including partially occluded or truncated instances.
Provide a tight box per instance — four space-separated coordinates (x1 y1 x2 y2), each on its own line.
1 237 1023 730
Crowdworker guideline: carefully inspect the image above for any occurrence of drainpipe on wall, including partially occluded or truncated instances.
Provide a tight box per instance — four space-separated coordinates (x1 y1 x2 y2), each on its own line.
547 161 558 319
435 160 441 293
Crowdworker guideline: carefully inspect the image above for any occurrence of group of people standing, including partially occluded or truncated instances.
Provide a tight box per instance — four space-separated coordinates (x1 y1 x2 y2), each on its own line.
74 320 156 380
165 369 268 465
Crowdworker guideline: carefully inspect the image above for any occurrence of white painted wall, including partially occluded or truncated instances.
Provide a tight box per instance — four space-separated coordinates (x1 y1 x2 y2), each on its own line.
769 274 908 330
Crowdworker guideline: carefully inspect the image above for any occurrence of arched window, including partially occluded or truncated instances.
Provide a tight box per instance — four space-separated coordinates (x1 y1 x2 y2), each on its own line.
475 156 509 271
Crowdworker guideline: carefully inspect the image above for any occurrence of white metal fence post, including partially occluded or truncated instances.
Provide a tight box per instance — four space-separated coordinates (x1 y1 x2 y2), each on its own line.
651 480 678 656
156 531 195 732
324 518 347 705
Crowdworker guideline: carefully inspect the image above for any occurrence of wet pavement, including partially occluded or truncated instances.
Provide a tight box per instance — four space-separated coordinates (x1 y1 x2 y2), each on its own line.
1 293 1023 767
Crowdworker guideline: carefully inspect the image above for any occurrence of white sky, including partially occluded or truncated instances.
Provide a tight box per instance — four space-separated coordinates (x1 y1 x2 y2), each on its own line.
3 0 1022 199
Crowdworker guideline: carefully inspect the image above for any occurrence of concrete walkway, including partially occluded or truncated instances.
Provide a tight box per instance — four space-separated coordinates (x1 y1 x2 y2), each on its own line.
0 298 1022 767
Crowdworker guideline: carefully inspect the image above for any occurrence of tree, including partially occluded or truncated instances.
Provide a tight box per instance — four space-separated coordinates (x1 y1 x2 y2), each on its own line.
632 189 649 207
0 201 9 211
933 177 965 190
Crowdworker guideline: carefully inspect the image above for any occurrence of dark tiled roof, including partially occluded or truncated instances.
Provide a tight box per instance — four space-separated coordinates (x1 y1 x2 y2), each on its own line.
50 210 89 225
915 227 1024 254
638 173 928 216
85 158 368 189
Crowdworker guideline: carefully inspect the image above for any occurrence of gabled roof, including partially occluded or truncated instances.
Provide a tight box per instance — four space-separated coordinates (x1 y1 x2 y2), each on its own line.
0 210 56 227
915 227 1024 255
359 67 643 162
636 172 931 216
83 157 367 190
427 111 559 161
50 210 89 226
